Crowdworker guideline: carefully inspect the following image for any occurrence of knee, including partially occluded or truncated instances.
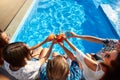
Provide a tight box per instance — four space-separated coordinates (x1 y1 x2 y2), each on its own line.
52 52 59 57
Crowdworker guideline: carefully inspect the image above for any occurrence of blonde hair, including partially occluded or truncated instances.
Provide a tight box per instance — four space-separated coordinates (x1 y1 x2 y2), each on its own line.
46 55 69 80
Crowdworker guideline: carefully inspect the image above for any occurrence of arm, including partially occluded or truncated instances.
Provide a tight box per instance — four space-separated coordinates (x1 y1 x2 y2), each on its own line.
39 41 54 65
59 42 76 60
64 39 77 51
30 35 52 50
58 42 83 69
76 35 104 44
65 39 98 71
30 40 47 50
68 32 105 44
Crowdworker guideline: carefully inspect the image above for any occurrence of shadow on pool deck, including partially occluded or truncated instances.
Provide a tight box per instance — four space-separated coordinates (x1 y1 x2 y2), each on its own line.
0 0 26 31
0 0 33 80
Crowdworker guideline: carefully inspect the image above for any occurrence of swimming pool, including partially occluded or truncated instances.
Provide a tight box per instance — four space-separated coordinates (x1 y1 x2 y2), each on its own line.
12 0 120 54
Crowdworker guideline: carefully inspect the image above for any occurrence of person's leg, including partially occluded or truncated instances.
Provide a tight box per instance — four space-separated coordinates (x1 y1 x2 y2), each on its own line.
32 47 43 58
52 52 68 59
52 52 60 57
39 48 49 59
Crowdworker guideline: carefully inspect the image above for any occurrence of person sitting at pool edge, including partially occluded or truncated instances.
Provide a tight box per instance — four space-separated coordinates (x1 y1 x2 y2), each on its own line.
0 30 54 66
66 32 120 60
0 30 53 80
39 35 82 80
1 36 54 80
63 36 120 80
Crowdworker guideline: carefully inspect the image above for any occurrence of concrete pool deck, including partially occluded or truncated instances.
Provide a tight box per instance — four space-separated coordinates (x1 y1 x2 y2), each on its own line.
5 0 33 40
0 0 33 79
0 0 26 31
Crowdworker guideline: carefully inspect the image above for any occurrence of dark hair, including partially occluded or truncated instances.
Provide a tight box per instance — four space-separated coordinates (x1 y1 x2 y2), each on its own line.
46 55 69 80
100 51 120 80
0 29 8 65
0 30 8 48
2 42 30 67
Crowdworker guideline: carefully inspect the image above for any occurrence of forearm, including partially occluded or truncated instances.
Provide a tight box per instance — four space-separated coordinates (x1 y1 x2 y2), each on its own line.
30 40 46 50
65 39 77 51
75 35 104 44
39 42 54 65
44 43 54 60
76 49 98 70
59 43 76 60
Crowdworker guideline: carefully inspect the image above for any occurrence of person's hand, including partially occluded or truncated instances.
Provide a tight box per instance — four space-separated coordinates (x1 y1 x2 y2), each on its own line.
52 38 58 44
46 34 55 42
65 32 77 38
56 33 66 42
60 33 66 40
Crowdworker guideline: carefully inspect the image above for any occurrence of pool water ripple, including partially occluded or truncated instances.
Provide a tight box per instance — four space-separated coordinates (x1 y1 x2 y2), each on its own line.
15 0 119 54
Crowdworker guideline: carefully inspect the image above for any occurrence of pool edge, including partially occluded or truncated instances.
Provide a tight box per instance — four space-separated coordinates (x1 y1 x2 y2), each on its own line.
5 0 34 42
98 4 120 38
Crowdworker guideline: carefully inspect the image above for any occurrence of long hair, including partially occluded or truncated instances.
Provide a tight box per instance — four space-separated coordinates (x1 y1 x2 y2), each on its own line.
100 51 120 80
0 30 8 65
46 55 69 80
0 30 8 48
2 42 30 67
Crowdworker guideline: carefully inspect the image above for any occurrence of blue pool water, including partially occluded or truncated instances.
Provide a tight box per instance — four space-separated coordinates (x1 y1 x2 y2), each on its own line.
13 0 120 54
94 0 120 35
